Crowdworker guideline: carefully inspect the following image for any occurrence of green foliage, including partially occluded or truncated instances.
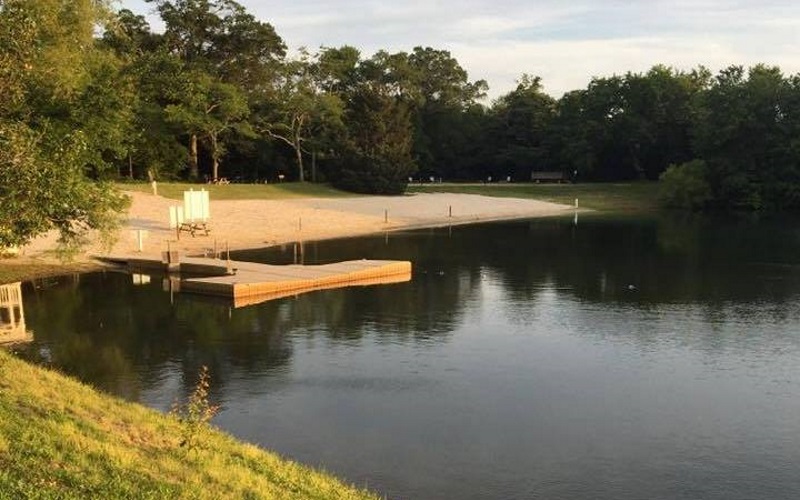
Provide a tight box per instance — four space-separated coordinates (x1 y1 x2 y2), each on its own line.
489 75 556 180
0 0 131 251
690 64 800 210
336 151 416 195
658 160 712 210
333 84 417 195
6 0 800 217
0 116 129 253
164 69 251 180
256 52 345 182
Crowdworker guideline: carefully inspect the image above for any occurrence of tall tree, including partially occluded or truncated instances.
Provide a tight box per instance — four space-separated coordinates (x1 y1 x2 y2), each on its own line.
490 75 555 181
164 69 250 181
331 53 418 194
407 47 488 179
0 0 128 251
314 45 361 95
335 83 416 194
147 0 284 179
256 53 344 182
148 0 285 89
692 65 797 208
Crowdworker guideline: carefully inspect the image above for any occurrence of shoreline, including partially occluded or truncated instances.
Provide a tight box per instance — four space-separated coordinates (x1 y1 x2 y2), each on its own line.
0 190 574 498
14 191 577 268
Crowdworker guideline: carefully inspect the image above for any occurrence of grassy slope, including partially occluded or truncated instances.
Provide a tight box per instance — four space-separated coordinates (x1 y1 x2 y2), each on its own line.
0 350 377 500
407 182 662 212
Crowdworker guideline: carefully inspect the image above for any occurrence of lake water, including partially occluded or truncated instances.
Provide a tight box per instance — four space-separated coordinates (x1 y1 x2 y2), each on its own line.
11 214 800 499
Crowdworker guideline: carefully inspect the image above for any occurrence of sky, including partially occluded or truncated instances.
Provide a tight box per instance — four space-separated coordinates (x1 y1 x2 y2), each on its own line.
123 0 800 100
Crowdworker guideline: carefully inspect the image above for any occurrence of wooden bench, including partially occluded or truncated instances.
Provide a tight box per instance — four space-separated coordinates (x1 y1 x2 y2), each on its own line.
531 171 568 183
178 221 211 238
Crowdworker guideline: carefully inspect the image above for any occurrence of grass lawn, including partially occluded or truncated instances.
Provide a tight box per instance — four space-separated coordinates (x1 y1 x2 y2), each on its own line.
119 182 353 201
0 349 378 499
407 182 662 212
119 180 662 212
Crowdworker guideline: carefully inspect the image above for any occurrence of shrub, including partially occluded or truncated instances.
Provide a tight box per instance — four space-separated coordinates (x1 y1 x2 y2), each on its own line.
658 159 713 210
333 151 415 195
171 365 219 453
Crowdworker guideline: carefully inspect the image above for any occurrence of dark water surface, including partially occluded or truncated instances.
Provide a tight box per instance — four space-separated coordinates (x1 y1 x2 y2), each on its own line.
12 214 800 499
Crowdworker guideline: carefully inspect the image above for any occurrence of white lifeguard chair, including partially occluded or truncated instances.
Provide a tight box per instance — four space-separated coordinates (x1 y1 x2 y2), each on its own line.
169 189 211 238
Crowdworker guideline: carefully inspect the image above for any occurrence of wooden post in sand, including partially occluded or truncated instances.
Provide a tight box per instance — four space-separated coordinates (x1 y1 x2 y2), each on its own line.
135 229 146 252
162 240 180 273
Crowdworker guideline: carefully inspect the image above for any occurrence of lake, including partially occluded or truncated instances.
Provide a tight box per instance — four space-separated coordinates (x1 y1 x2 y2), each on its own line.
11 213 800 499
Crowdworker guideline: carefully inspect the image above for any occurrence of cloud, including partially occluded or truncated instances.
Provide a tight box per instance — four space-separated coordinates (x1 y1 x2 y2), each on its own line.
122 0 800 99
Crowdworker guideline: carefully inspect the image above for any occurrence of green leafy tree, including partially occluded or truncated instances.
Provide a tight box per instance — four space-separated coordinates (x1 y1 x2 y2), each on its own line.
314 45 362 95
128 49 190 179
691 65 797 209
547 66 706 182
146 0 284 180
165 69 250 181
547 89 595 181
406 47 488 180
101 8 162 57
334 81 416 194
0 0 128 251
490 75 556 180
256 53 344 182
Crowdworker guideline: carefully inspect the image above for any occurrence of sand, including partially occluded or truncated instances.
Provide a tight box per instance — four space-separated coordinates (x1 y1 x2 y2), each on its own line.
20 190 574 260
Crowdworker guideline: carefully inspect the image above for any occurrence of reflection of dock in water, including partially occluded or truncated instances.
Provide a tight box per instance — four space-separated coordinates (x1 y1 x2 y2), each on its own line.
107 255 412 308
0 282 33 345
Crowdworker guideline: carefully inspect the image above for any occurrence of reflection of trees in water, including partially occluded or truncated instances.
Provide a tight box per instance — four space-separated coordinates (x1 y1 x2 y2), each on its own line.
18 272 293 401
449 214 800 306
237 232 483 339
16 240 480 402
457 214 800 352
18 215 800 401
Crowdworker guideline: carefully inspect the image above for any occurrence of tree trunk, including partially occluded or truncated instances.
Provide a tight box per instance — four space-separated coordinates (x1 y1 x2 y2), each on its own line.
128 153 133 180
211 133 219 182
295 140 304 182
311 150 317 183
189 134 199 180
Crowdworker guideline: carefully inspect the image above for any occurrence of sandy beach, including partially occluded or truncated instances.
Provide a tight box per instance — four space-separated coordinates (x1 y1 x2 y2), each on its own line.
21 191 574 260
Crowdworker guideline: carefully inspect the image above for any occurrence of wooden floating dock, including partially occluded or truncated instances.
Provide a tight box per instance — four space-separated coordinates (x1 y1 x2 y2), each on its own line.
113 255 412 307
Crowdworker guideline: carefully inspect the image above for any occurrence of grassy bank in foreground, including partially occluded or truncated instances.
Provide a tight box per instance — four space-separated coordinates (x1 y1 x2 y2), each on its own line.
0 350 377 499
408 182 662 212
120 182 353 201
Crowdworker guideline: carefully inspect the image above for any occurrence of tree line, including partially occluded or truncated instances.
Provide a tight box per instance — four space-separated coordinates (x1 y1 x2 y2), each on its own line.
2 0 800 249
